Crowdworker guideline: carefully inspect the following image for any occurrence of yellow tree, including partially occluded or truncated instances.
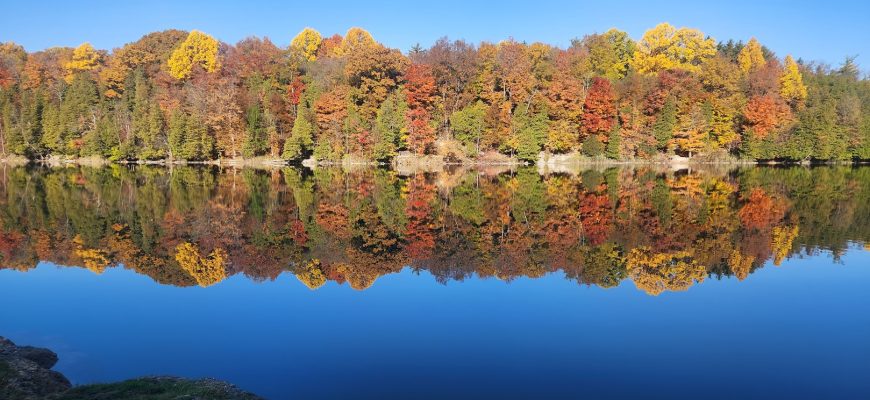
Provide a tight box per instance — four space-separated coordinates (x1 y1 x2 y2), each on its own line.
340 27 376 55
779 55 808 106
626 248 707 295
174 242 228 287
631 23 716 75
771 225 799 266
291 27 322 61
65 43 102 82
737 38 766 74
295 259 327 289
167 30 220 80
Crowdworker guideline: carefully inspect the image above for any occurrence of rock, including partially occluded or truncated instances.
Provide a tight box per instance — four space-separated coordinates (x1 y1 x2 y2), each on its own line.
0 337 72 399
14 346 59 370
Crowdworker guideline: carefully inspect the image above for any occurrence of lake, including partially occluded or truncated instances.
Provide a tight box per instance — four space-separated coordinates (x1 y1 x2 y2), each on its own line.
1 164 869 399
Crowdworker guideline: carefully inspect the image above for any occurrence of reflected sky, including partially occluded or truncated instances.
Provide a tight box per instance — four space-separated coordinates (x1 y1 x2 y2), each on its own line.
2 247 869 399
2 165 870 398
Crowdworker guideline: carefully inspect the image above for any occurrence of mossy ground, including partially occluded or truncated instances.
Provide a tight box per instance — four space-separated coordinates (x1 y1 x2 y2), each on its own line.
50 377 261 400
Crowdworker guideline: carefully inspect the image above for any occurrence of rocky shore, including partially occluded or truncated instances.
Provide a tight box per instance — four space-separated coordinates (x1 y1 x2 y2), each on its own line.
0 337 262 400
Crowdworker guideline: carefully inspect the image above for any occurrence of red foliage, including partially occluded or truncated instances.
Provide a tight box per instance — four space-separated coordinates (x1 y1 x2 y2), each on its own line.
289 220 308 246
581 77 617 137
317 34 343 58
743 94 791 138
579 191 613 246
287 76 305 106
0 66 13 89
405 64 437 154
404 175 436 259
738 188 786 231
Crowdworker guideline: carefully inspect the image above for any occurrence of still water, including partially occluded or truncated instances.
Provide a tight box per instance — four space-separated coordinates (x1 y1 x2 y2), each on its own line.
1 165 869 399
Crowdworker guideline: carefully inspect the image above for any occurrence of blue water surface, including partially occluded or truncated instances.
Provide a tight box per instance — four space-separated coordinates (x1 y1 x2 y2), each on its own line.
2 249 869 399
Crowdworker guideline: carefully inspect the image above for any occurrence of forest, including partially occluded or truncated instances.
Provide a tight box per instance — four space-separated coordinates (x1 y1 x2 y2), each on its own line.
1 165 868 295
0 23 868 164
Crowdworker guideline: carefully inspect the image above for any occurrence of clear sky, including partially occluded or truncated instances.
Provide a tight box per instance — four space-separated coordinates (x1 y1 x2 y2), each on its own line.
2 0 868 69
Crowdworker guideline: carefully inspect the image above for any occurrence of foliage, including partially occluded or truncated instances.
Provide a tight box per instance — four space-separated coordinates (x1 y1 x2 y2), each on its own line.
0 24 866 163
632 23 716 74
167 30 220 79
291 27 322 61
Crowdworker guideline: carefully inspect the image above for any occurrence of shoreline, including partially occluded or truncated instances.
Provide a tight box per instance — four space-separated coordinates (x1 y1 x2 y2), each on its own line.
1 154 866 170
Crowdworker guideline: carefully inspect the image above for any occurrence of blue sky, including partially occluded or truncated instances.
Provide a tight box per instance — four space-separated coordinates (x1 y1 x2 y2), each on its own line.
2 0 868 68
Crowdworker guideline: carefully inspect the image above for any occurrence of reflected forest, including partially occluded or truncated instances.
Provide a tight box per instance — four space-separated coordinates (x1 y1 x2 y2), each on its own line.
1 165 868 295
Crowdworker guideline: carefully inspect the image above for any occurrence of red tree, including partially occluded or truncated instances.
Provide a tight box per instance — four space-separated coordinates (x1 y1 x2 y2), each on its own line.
743 94 791 138
405 64 437 154
581 77 617 138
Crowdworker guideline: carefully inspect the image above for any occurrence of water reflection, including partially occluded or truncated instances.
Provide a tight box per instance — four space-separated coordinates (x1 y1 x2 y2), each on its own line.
0 165 867 295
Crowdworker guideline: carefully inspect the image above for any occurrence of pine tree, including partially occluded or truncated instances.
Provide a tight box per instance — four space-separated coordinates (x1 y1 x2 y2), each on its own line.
653 97 676 151
242 103 267 158
283 103 314 161
168 109 186 159
372 91 406 161
605 122 621 159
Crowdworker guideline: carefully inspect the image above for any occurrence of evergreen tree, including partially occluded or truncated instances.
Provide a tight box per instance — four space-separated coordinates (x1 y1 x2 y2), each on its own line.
653 97 676 152
372 91 406 161
242 103 268 158
605 122 621 159
283 103 314 161
168 109 186 159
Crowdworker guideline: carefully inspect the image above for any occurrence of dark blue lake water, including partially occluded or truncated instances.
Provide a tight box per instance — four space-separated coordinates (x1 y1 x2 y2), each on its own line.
1 165 869 399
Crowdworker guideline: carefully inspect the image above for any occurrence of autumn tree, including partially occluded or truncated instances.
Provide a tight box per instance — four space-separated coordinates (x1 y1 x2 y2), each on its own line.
632 23 716 75
344 45 408 121
341 27 377 55
584 29 636 80
780 55 808 106
167 30 220 79
738 38 766 74
291 27 322 61
65 43 102 82
404 64 437 154
581 77 617 139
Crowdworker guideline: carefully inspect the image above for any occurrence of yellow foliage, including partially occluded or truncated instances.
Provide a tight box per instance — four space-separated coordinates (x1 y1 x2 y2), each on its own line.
737 38 766 74
631 23 716 75
174 242 228 287
771 225 799 266
291 27 322 61
340 27 376 55
728 249 755 281
72 234 110 274
779 55 808 105
626 247 707 295
167 30 220 80
295 259 327 290
64 43 101 82
709 97 741 147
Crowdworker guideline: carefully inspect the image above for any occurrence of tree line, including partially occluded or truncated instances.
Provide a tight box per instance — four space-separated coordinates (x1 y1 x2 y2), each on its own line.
0 23 868 163
1 165 868 295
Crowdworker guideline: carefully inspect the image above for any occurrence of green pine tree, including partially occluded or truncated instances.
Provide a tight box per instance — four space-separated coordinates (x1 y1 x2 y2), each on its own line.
653 97 676 152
